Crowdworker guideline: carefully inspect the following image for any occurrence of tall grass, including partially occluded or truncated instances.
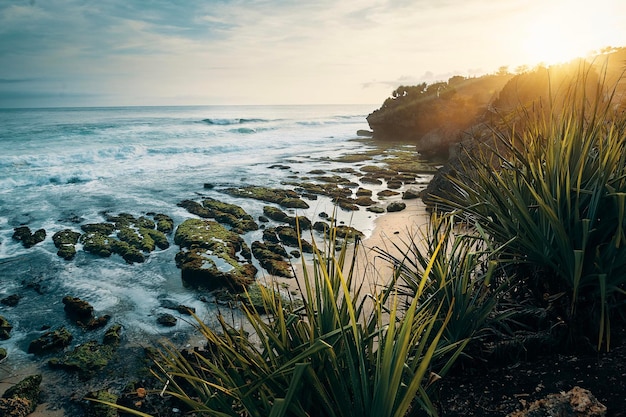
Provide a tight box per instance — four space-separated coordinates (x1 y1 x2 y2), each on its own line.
115 226 466 417
434 66 626 350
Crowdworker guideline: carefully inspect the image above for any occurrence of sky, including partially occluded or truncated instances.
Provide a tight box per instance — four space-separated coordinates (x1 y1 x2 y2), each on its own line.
1 0 625 108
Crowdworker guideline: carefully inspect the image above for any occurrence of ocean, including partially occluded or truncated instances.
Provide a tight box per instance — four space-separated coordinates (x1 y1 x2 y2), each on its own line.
0 104 398 370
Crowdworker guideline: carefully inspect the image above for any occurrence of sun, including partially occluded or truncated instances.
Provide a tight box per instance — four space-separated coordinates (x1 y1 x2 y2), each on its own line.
519 1 616 67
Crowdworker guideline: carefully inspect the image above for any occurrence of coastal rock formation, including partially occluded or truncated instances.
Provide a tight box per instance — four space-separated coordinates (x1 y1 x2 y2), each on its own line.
174 218 257 291
262 206 311 229
251 241 293 278
507 386 606 417
63 296 110 330
366 74 513 158
178 198 259 233
0 294 21 307
0 374 42 417
77 213 171 264
12 226 46 248
157 313 177 327
48 324 122 380
224 186 309 209
28 327 73 355
52 229 81 260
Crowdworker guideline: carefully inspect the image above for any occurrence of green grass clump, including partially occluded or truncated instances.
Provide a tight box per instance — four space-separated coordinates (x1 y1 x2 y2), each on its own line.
118 225 464 417
434 65 626 351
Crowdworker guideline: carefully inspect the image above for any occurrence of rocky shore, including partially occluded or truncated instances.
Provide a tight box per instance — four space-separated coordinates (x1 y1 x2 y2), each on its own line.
0 138 437 416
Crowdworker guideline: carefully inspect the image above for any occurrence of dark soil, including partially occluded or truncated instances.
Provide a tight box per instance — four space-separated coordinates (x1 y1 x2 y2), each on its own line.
435 336 626 416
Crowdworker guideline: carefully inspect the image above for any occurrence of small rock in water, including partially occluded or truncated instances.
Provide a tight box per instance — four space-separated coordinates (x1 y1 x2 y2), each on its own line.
157 313 177 327
0 294 21 307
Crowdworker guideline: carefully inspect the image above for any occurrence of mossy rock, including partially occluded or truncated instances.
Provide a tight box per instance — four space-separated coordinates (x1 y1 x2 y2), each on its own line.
153 213 174 234
110 239 145 264
117 227 152 252
84 390 118 417
387 180 403 189
144 228 169 249
275 226 313 253
356 187 373 197
360 176 383 185
377 189 400 198
402 188 421 200
333 225 364 241
81 223 115 235
0 316 12 340
63 295 94 322
174 219 257 291
28 327 73 355
1 374 42 416
224 186 309 209
202 198 258 232
48 340 116 380
355 196 375 206
0 347 6 361
12 226 46 248
57 244 77 260
251 241 292 278
52 229 81 246
103 324 122 346
237 282 300 313
387 201 407 212
80 232 113 257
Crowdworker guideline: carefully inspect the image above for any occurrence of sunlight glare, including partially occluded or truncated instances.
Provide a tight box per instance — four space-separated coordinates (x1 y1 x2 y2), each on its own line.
521 2 610 66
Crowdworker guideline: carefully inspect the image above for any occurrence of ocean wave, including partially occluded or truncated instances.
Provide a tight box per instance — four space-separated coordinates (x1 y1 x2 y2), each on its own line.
201 118 271 125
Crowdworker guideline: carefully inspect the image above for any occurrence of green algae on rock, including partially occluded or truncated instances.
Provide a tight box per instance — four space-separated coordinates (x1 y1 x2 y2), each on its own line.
178 198 259 233
0 374 42 417
251 241 293 278
12 226 46 248
28 327 73 355
174 218 257 291
224 185 309 209
48 324 122 380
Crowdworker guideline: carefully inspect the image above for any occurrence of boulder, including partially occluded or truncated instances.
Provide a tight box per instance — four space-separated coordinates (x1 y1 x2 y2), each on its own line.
153 213 174 234
275 226 313 253
156 313 177 327
62 296 110 330
224 186 309 209
387 201 407 212
12 226 46 248
0 374 42 416
28 327 73 355
48 340 115 380
402 188 421 200
174 219 257 291
251 241 293 278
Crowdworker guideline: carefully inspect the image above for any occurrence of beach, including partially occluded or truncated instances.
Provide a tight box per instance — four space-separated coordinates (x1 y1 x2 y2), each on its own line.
0 104 435 414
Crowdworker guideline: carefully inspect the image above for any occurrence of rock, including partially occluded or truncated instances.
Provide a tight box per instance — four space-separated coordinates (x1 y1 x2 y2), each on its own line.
62 296 110 330
157 313 177 327
387 180 403 189
262 206 311 229
356 187 373 197
251 241 293 278
387 201 407 212
507 386 606 417
366 206 386 214
174 219 257 291
102 324 122 346
12 226 46 248
28 327 73 355
378 189 400 198
84 390 118 417
57 244 77 260
0 316 13 340
402 188 421 200
275 226 313 253
224 186 309 209
357 129 374 137
160 299 195 315
48 340 115 380
0 374 42 416
0 294 21 307
81 223 115 235
334 226 364 241
178 198 258 232
80 232 113 257
52 229 81 246
0 348 6 361
110 239 145 264
153 213 174 234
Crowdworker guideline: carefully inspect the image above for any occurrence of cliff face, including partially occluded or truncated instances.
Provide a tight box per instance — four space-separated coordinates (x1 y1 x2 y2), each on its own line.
366 74 514 157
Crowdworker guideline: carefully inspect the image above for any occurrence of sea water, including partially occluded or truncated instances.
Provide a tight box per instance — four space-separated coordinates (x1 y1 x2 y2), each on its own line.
0 104 393 368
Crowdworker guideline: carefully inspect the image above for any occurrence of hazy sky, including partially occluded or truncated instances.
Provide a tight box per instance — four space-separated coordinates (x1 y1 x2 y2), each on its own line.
1 0 625 108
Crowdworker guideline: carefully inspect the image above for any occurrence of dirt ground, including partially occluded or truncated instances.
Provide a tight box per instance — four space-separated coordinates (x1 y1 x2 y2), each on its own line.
435 332 626 416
